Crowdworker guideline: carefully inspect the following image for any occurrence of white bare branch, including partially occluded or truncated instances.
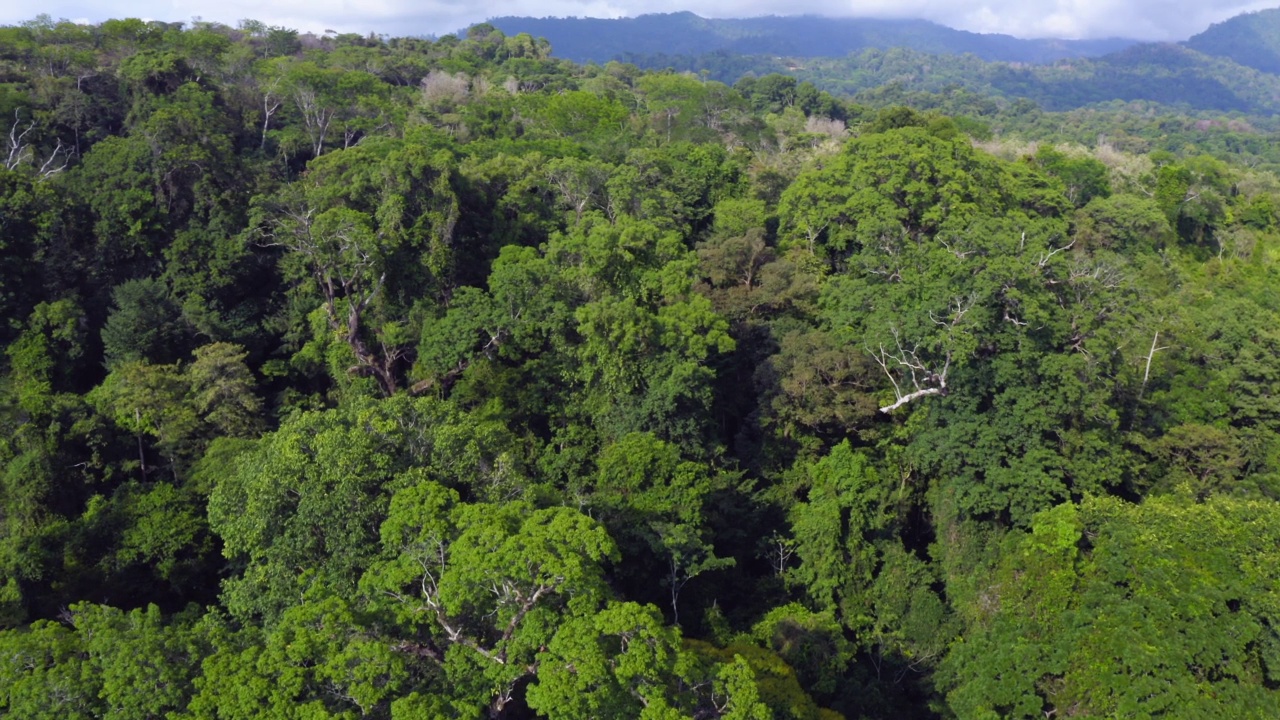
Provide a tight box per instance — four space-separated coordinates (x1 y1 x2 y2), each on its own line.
868 293 974 414
1141 330 1170 394
1037 237 1076 268
928 294 977 332
869 326 953 414
939 237 975 259
878 386 946 413
37 139 68 178
261 77 283 150
6 110 34 171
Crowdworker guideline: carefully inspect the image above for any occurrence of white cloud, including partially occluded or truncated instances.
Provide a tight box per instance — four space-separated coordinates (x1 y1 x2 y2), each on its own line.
0 0 1273 40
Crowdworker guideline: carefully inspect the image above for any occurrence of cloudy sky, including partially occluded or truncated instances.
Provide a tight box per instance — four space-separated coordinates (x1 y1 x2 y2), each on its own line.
1 0 1276 41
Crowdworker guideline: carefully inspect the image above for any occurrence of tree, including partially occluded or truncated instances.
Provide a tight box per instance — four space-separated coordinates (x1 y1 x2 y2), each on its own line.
578 431 742 625
0 603 207 720
1031 145 1110 207
788 443 894 629
183 596 409 719
254 138 460 395
88 342 261 482
520 91 629 148
543 156 615 224
208 395 518 624
265 61 394 158
0 298 107 623
744 603 853 705
530 601 833 720
564 217 735 444
361 480 618 716
1073 193 1171 252
0 616 98 719
527 601 690 719
73 135 168 284
942 496 1280 718
88 360 196 479
0 168 56 339
185 342 262 439
101 277 185 368
754 328 879 443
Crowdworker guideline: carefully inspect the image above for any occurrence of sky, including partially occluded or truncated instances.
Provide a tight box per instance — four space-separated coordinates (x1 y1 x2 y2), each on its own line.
0 0 1276 42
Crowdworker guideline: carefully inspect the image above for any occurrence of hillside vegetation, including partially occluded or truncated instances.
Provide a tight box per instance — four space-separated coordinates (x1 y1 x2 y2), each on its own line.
1185 7 1280 74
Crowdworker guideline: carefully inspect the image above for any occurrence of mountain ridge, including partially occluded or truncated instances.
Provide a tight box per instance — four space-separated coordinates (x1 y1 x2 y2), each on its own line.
483 12 1138 65
478 10 1280 118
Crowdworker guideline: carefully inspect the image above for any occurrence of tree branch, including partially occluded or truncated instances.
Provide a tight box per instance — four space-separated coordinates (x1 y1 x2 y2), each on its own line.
879 386 945 413
1140 330 1170 399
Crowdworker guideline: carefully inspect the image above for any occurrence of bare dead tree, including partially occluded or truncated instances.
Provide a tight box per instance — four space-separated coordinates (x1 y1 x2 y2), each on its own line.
294 86 334 157
762 531 796 577
6 110 34 170
1139 330 1170 400
38 139 69 178
1037 237 1076 268
871 294 975 413
4 110 68 178
260 77 283 150
420 70 470 109
871 332 951 414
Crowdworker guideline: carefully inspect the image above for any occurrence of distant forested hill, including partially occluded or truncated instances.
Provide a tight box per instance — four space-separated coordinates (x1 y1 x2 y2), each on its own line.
515 24 1275 120
481 11 1280 116
484 12 1136 65
1184 8 1280 74
608 41 1280 115
781 42 1280 114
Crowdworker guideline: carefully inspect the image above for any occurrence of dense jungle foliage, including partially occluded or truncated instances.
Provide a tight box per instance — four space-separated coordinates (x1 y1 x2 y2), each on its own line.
3 14 1280 719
